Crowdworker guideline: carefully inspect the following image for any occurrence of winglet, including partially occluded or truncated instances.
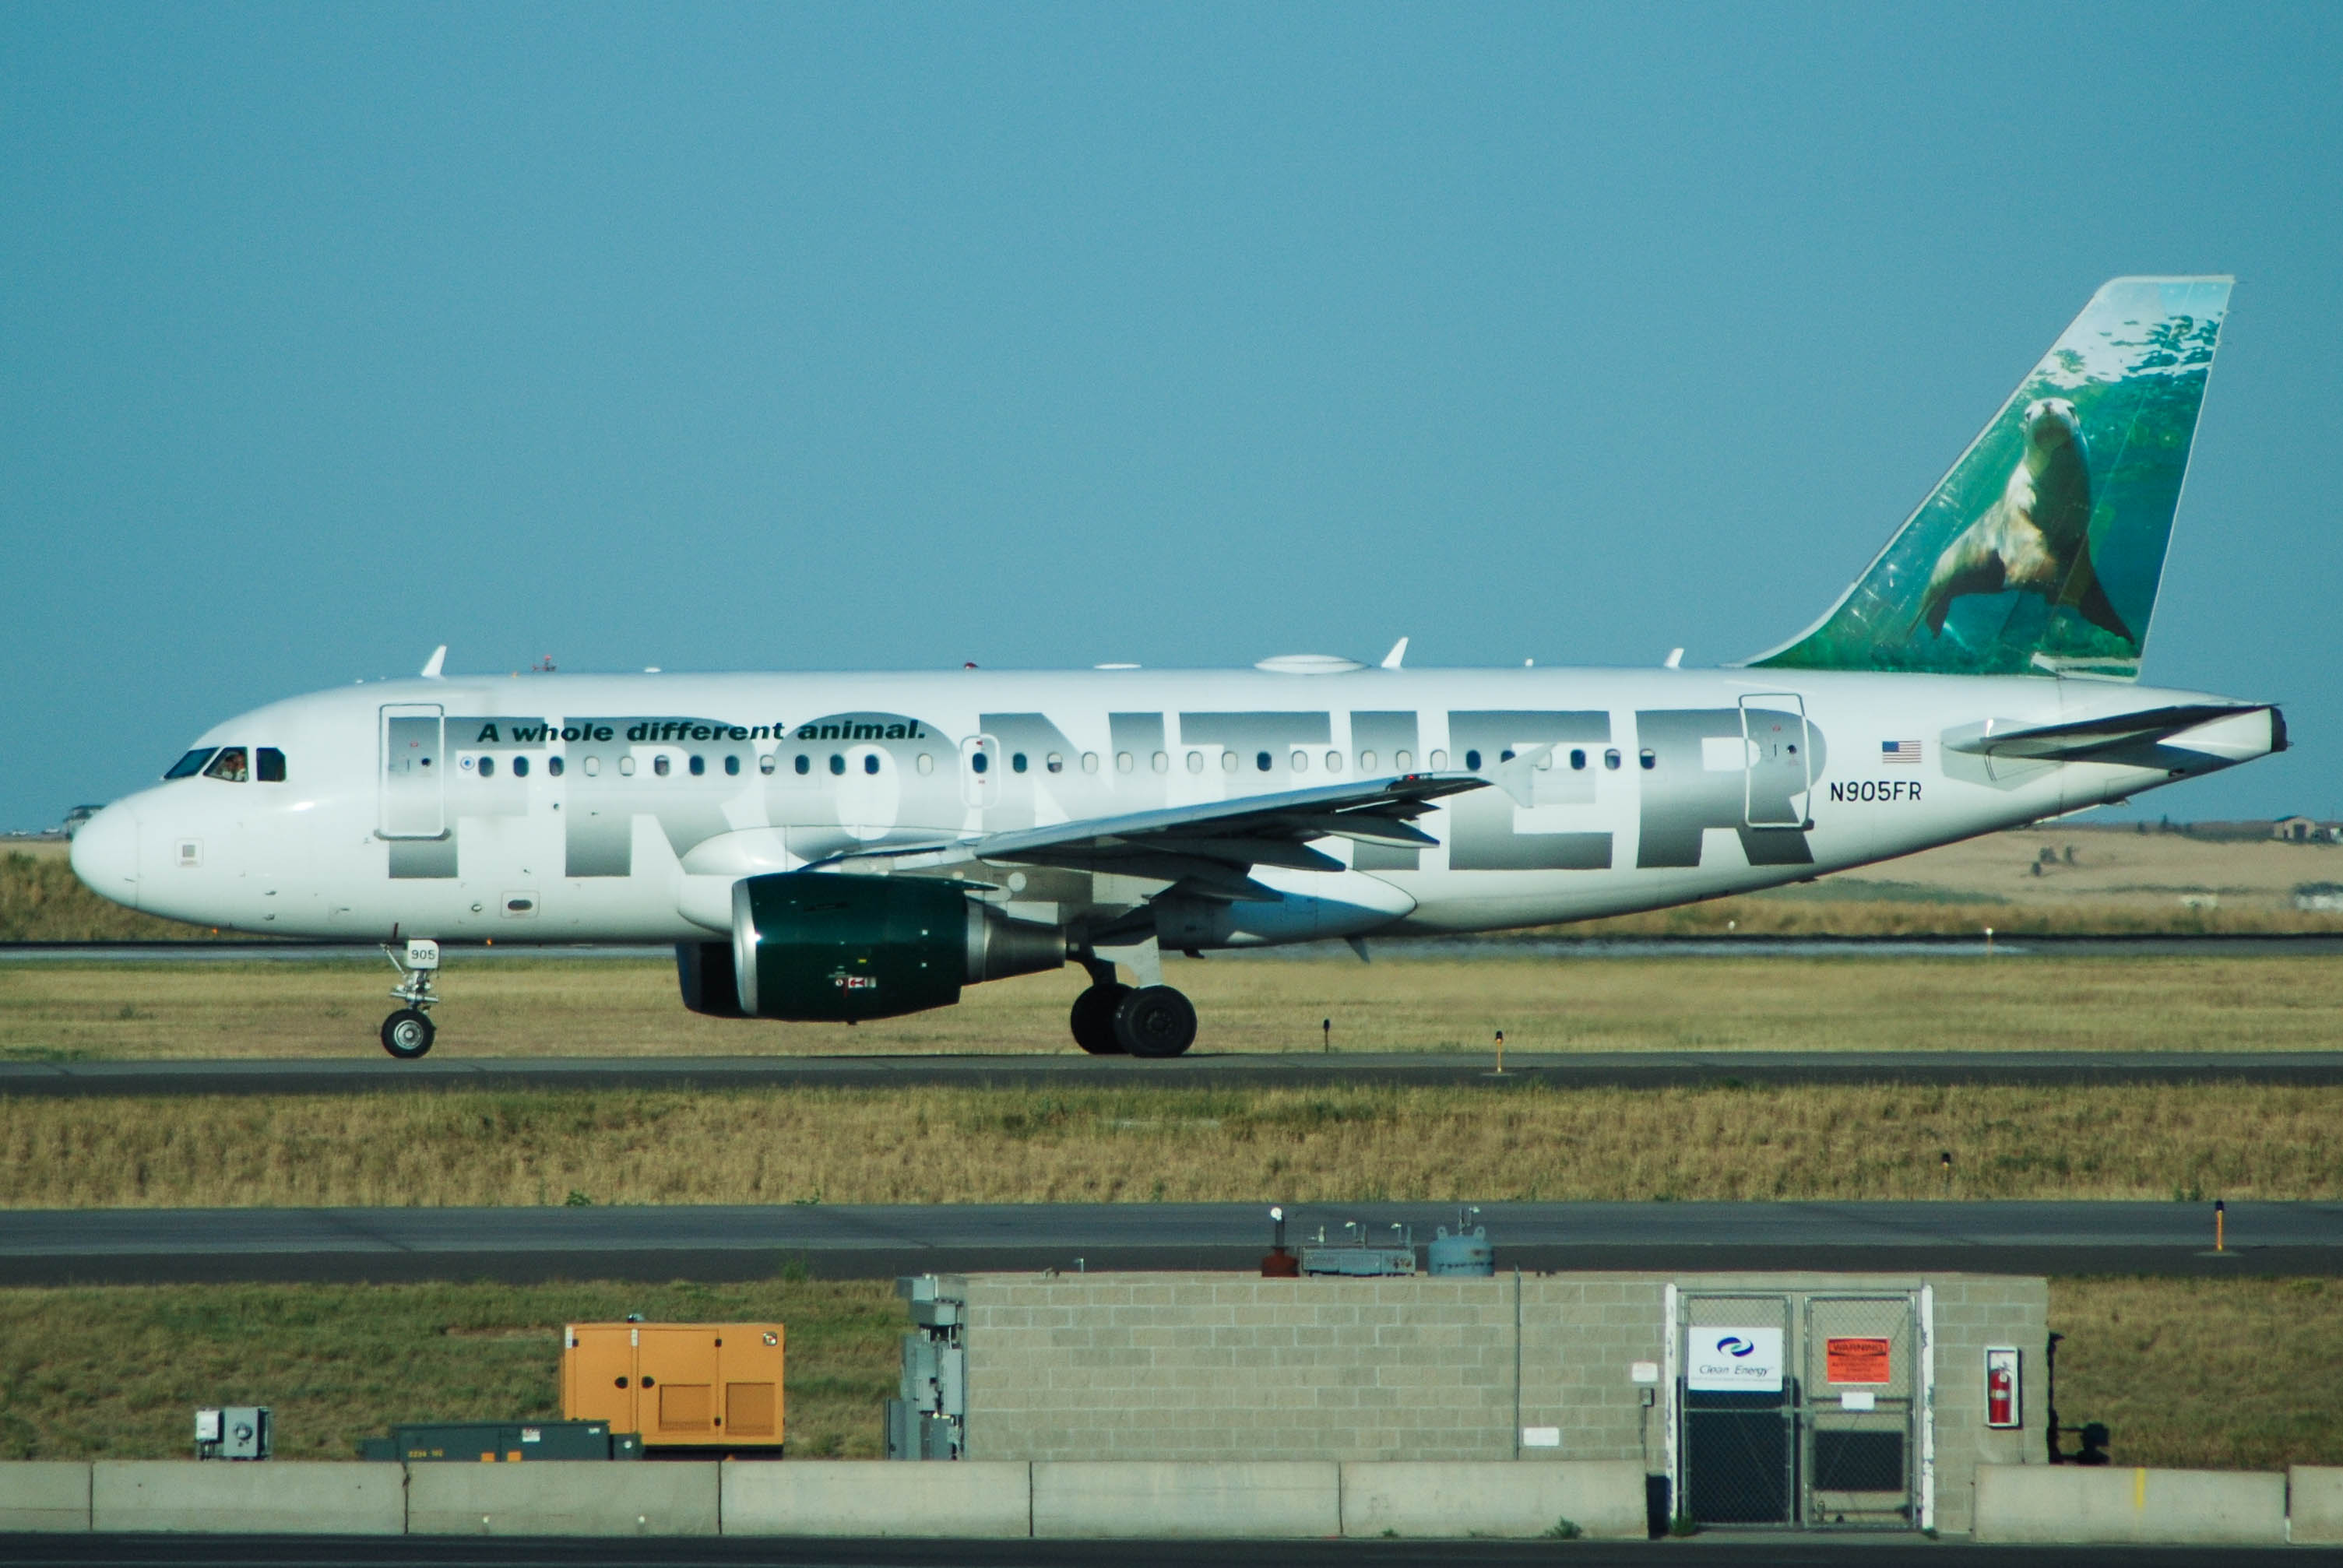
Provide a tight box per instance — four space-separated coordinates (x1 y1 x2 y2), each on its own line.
1381 637 1409 670
420 645 447 680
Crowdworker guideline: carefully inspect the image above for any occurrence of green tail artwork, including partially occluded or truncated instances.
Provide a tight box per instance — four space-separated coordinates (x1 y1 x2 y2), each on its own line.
1752 276 2231 680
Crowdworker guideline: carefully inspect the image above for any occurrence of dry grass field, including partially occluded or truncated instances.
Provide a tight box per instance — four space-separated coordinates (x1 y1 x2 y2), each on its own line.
4 947 2340 1061
4 1082 2335 1206
0 1274 2331 1470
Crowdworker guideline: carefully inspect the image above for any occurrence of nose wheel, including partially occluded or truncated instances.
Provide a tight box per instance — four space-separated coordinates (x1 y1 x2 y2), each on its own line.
381 1008 435 1059
380 938 442 1060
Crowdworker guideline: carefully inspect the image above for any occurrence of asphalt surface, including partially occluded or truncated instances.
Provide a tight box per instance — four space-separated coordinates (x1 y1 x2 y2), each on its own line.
10 933 2343 962
0 1537 2313 1566
5 1047 2341 1098
2 1200 2327 1285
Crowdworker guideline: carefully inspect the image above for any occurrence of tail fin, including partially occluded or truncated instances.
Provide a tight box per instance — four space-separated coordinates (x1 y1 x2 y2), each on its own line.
1750 276 2231 680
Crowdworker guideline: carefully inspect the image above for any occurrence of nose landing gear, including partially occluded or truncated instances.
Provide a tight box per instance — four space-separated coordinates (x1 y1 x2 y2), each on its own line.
380 938 442 1060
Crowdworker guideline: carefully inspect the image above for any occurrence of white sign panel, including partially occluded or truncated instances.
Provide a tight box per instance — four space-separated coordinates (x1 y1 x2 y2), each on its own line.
1687 1326 1784 1392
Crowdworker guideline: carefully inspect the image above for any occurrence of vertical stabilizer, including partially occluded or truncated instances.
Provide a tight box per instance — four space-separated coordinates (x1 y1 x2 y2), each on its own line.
1750 276 2230 680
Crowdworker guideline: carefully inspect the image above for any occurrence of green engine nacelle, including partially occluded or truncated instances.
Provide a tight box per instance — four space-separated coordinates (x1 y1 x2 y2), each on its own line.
729 873 1066 1021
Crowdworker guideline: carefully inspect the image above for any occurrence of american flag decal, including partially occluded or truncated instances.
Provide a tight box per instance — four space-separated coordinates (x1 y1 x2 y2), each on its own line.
1881 740 1922 766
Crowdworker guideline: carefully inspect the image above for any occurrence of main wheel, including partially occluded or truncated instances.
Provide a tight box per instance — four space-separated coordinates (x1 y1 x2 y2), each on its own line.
1113 985 1197 1058
381 1008 435 1060
1070 984 1131 1054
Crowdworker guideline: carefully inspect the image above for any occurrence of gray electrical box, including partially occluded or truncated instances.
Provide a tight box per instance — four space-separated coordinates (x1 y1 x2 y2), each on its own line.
889 1275 967 1460
195 1406 271 1461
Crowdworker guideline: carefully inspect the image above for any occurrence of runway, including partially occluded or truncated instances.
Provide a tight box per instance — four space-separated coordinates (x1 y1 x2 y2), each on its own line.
9 931 2343 962
3 1199 2331 1285
5 1048 2341 1097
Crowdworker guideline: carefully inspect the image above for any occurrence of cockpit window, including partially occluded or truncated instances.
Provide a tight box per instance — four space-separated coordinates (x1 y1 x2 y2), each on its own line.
257 747 286 782
202 747 250 782
165 748 217 780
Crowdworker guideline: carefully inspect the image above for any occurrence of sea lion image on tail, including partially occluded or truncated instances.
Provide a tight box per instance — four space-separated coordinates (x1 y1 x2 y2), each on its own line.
1909 397 2130 643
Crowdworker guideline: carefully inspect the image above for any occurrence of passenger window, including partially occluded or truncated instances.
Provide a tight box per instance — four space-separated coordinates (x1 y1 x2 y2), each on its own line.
1012 753 1028 774
618 756 636 776
166 748 217 780
795 754 811 775
1291 751 1309 773
1395 749 1412 771
1255 751 1272 772
512 756 529 779
256 747 286 782
1187 751 1204 774
725 754 741 776
1117 752 1135 773
1082 753 1099 774
759 754 776 775
1359 749 1377 772
1465 750 1482 771
1152 751 1168 773
1640 749 1657 770
1604 748 1622 770
653 756 670 777
202 747 249 782
1047 753 1064 773
549 756 565 777
1429 750 1448 769
1570 748 1586 771
969 751 988 775
830 754 846 775
864 754 879 775
584 755 600 777
916 753 934 775
1220 751 1237 773
478 755 496 779
1325 751 1342 773
688 755 705 776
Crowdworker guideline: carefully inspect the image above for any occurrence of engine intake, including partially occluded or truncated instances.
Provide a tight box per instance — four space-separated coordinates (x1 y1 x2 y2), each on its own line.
719 872 1064 1021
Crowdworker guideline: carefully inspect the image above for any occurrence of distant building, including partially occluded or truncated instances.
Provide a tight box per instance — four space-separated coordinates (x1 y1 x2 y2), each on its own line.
2271 816 2337 843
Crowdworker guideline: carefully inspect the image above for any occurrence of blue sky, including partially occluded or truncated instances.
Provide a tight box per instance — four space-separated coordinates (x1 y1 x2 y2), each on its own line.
5 4 2338 831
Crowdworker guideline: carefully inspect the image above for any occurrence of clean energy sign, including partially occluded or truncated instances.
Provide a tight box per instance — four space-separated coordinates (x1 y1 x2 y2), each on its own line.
1687 1326 1784 1392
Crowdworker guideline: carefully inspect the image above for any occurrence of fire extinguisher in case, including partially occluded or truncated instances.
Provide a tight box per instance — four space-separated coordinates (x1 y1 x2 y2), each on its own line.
1985 1347 2021 1429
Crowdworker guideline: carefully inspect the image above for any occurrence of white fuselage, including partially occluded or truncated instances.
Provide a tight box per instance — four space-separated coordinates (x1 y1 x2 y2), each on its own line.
69 665 2277 946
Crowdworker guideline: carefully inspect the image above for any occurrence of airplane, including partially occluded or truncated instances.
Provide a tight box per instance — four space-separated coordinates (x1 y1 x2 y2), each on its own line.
69 276 2281 1060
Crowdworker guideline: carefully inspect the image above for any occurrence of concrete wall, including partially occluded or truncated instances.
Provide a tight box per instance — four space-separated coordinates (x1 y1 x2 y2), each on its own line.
0 1461 90 1531
723 1460 1032 1537
1032 1461 1340 1538
1973 1464 2287 1545
2291 1466 2343 1545
406 1461 719 1535
1917 1272 2051 1536
1338 1459 1645 1540
963 1273 1666 1465
91 1460 405 1535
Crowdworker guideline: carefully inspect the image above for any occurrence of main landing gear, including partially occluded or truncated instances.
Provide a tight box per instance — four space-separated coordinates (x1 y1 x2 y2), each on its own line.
1069 955 1197 1058
380 938 442 1060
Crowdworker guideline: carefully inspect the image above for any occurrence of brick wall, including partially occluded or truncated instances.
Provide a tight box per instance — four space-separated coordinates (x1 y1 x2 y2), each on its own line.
957 1267 2048 1535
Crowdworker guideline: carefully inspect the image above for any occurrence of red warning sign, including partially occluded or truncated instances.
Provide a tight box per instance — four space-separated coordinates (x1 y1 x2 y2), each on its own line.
1826 1337 1892 1384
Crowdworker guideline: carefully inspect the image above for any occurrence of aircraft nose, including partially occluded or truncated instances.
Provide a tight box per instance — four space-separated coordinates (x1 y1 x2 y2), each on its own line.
69 803 141 911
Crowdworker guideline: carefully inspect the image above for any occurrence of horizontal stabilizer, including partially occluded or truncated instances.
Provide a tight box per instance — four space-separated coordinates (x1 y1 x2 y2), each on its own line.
1947 703 2279 764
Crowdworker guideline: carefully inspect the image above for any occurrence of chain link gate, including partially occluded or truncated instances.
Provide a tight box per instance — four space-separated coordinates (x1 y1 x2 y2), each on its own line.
1676 1289 1923 1531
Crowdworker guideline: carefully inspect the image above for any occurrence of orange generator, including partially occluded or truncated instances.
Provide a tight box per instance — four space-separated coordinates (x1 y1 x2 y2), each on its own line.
562 1322 784 1454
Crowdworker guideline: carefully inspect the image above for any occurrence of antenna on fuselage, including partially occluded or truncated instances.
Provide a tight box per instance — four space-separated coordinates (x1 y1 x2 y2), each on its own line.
1380 637 1409 670
1663 647 1684 670
420 645 447 680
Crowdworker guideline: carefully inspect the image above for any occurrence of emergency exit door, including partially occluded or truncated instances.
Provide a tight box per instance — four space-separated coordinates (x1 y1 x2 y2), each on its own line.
1739 694 1813 829
379 705 445 838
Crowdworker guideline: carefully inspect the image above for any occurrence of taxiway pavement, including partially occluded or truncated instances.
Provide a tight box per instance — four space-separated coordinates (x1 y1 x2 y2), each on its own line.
2 1199 2329 1285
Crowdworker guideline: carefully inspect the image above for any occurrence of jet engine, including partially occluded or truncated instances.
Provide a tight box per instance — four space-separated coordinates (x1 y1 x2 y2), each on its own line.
677 873 1065 1021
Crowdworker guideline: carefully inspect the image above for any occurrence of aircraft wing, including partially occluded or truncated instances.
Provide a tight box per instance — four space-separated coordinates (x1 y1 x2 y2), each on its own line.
1946 703 2281 764
812 773 1483 899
